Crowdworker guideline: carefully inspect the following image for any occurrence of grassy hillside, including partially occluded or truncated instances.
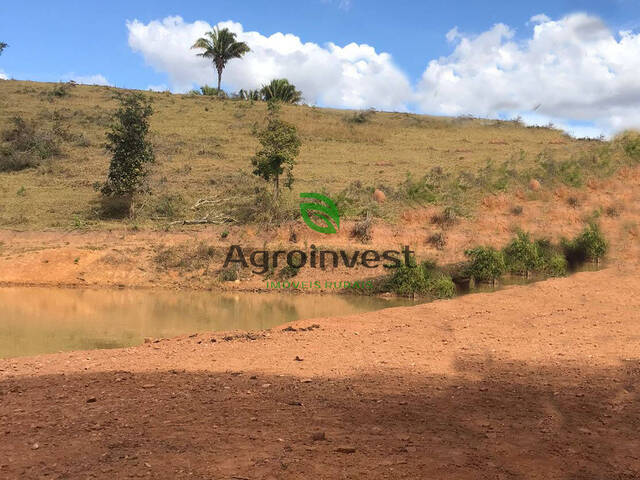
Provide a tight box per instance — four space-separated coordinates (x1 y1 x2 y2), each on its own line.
0 80 635 230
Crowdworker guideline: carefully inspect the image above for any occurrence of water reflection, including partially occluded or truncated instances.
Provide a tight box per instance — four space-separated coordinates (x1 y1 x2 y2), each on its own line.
0 288 416 358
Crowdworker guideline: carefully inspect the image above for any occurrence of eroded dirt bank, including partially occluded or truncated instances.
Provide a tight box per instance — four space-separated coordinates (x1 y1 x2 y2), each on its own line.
1 266 640 479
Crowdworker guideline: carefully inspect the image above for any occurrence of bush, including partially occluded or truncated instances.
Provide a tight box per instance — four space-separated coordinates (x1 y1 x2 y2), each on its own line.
427 232 447 250
101 93 155 217
386 260 456 298
464 246 506 283
431 206 458 228
278 264 300 280
153 193 185 219
533 238 568 277
219 266 239 282
154 242 215 271
0 116 62 172
503 231 543 276
561 222 607 266
620 131 640 160
350 216 373 243
346 109 375 124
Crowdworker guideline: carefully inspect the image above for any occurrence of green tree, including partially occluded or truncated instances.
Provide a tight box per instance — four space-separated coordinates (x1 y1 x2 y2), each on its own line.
261 79 302 104
101 93 155 217
251 103 301 201
191 27 250 93
0 42 7 55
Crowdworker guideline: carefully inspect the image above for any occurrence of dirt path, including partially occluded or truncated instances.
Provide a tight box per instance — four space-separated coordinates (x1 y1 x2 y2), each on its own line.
2 265 640 479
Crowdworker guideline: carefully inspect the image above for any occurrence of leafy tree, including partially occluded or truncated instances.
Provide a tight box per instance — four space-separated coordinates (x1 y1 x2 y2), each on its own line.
101 93 155 217
261 79 302 104
0 42 7 55
191 27 250 93
251 103 301 201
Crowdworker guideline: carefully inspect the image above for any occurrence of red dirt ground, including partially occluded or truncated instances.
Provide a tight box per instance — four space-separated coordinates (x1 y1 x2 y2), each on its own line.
2 264 640 479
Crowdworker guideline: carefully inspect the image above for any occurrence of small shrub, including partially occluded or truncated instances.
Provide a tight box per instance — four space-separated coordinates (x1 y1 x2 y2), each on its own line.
350 216 373 243
503 231 543 276
567 196 580 208
464 246 506 283
219 266 239 282
386 260 455 298
427 232 447 250
431 206 458 229
510 205 523 216
346 109 375 124
278 264 300 280
48 82 72 99
605 205 620 218
534 238 568 277
562 222 607 266
220 230 229 239
16 186 26 196
154 242 215 271
153 193 185 219
0 116 62 172
620 131 640 160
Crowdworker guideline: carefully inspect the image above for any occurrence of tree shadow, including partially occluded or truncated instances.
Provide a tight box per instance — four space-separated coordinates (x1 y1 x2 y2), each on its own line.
1 358 639 479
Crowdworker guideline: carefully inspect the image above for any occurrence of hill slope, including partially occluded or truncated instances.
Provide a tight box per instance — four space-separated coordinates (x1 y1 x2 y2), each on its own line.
0 80 627 230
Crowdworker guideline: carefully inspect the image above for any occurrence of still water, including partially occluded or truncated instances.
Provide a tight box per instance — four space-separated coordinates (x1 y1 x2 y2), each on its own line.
0 287 417 358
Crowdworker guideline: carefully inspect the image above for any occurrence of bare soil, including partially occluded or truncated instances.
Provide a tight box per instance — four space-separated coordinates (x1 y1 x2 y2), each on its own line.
2 265 640 479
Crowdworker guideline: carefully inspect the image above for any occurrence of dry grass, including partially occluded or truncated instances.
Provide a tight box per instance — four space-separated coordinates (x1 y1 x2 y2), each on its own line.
0 80 621 230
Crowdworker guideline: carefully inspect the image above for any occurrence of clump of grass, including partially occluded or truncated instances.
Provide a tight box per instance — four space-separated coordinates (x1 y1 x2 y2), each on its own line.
154 242 215 271
218 266 239 282
464 246 506 283
427 232 447 250
385 260 456 298
510 205 523 216
619 131 640 160
561 222 607 266
153 193 185 219
278 264 300 280
0 115 62 172
346 108 375 124
502 232 568 277
47 82 73 99
605 205 620 218
350 216 373 243
567 196 580 208
431 206 458 229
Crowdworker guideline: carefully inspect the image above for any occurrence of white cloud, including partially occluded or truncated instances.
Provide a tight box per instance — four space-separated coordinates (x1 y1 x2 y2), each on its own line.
416 12 640 136
0 71 7 80
60 73 110 85
127 13 640 137
126 16 412 111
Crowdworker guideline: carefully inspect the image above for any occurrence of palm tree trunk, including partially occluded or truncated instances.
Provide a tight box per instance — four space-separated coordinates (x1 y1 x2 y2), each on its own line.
217 68 222 93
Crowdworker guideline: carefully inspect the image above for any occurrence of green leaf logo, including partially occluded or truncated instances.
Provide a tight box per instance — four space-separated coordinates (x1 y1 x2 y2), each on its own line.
299 192 340 234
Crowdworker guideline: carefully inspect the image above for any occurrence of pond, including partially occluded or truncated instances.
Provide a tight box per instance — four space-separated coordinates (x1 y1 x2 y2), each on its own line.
0 287 418 358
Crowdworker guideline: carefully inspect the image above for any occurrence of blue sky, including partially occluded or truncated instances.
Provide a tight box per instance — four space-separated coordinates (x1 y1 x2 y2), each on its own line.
2 1 640 136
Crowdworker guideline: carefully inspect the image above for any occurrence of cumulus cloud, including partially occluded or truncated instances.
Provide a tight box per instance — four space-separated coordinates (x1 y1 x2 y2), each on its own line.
0 71 7 80
416 13 640 136
127 16 412 111
127 13 640 137
60 73 110 85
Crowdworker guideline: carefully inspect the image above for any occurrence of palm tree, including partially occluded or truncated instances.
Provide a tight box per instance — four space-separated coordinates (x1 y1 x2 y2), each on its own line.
191 27 250 93
261 79 302 104
0 42 7 56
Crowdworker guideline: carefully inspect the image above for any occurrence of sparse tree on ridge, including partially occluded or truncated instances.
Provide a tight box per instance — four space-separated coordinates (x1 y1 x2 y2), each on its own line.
191 27 250 93
101 93 155 218
251 102 301 202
